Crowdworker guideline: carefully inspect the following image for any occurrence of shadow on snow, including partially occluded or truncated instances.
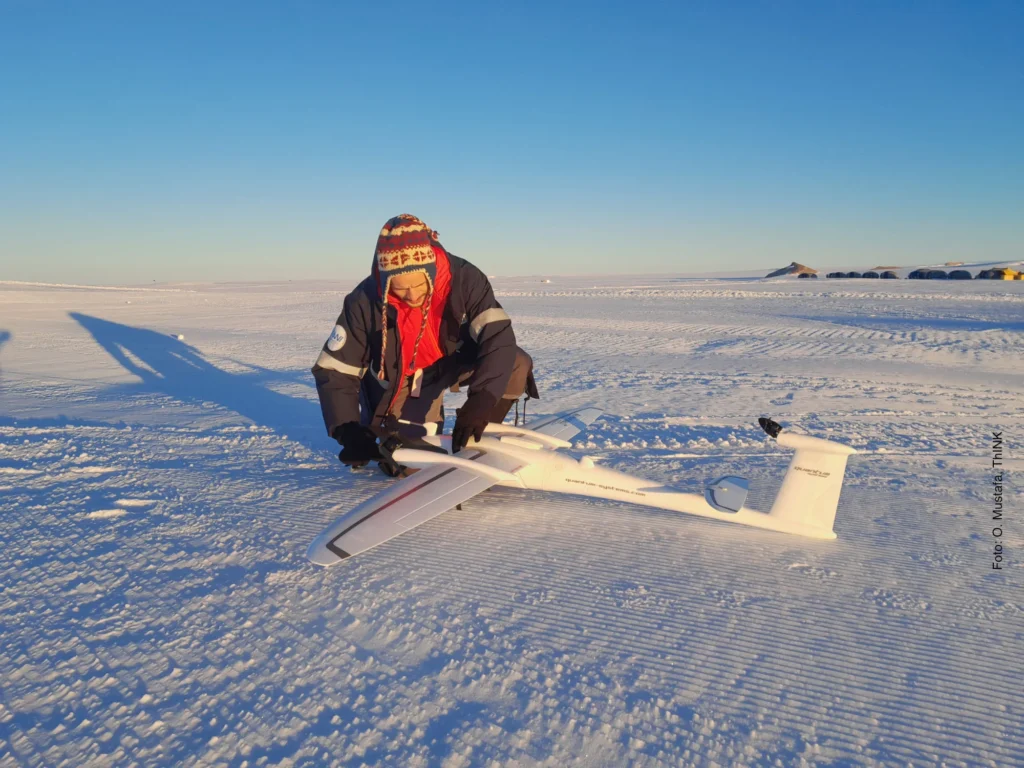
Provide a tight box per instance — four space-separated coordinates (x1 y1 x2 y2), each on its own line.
69 313 325 448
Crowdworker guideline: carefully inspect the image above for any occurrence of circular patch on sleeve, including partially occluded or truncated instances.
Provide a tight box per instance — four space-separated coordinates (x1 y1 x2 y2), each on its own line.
326 324 347 352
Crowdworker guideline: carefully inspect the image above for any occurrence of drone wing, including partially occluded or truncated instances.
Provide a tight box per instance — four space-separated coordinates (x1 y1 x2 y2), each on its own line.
307 406 602 566
521 406 603 443
307 407 602 566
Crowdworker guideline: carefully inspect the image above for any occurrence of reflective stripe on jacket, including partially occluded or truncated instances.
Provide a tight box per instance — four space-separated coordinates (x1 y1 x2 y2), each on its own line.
312 252 517 437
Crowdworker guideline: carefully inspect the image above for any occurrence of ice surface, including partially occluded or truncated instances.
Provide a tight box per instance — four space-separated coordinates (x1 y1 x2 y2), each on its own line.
1 275 1021 766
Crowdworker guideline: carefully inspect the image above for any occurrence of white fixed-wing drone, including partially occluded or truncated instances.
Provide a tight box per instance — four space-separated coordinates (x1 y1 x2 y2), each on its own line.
308 408 857 566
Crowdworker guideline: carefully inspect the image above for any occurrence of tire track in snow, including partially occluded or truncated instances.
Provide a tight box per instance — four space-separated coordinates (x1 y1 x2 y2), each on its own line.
515 315 1021 368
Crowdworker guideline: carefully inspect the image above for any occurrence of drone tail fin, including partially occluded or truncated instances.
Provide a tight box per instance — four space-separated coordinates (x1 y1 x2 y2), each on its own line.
767 431 856 537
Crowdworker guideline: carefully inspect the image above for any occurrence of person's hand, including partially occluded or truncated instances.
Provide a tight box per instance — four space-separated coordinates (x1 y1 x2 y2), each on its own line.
334 422 381 466
451 392 498 453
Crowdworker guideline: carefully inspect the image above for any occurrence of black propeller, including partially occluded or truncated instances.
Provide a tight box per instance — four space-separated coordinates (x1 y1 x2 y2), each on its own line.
758 416 783 439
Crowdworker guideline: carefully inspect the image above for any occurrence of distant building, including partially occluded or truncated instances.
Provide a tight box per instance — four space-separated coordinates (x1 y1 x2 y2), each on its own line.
980 268 1019 280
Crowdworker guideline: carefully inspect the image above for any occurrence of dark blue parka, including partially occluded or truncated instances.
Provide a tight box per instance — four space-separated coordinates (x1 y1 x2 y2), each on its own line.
312 252 526 437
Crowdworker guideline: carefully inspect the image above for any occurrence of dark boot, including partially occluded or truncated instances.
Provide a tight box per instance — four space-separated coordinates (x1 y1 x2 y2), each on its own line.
377 461 418 478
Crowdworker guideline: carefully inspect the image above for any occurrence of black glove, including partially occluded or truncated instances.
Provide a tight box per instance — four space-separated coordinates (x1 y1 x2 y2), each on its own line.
451 391 498 453
333 422 381 466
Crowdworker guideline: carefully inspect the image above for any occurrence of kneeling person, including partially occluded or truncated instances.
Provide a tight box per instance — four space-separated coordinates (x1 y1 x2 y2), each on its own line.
312 214 537 469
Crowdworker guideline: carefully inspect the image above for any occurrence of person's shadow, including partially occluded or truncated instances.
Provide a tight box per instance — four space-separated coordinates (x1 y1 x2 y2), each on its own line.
70 313 324 447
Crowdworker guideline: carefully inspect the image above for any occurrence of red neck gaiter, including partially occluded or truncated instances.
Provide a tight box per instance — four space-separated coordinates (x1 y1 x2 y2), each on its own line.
386 246 452 376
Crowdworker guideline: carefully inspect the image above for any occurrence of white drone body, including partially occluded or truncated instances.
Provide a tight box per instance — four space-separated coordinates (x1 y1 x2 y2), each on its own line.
308 408 857 566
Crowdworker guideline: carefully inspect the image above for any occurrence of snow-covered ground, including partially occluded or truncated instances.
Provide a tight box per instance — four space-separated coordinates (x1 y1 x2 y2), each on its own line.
1 275 1021 767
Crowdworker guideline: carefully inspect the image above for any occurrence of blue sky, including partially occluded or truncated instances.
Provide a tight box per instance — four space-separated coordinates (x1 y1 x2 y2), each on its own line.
1 1 1021 283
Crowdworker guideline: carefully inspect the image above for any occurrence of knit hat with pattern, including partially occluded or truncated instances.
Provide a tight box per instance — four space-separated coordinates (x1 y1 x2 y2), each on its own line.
371 214 442 382
373 214 441 300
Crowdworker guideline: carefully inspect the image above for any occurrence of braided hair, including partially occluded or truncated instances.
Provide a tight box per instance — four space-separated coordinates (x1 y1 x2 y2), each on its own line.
378 276 433 381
